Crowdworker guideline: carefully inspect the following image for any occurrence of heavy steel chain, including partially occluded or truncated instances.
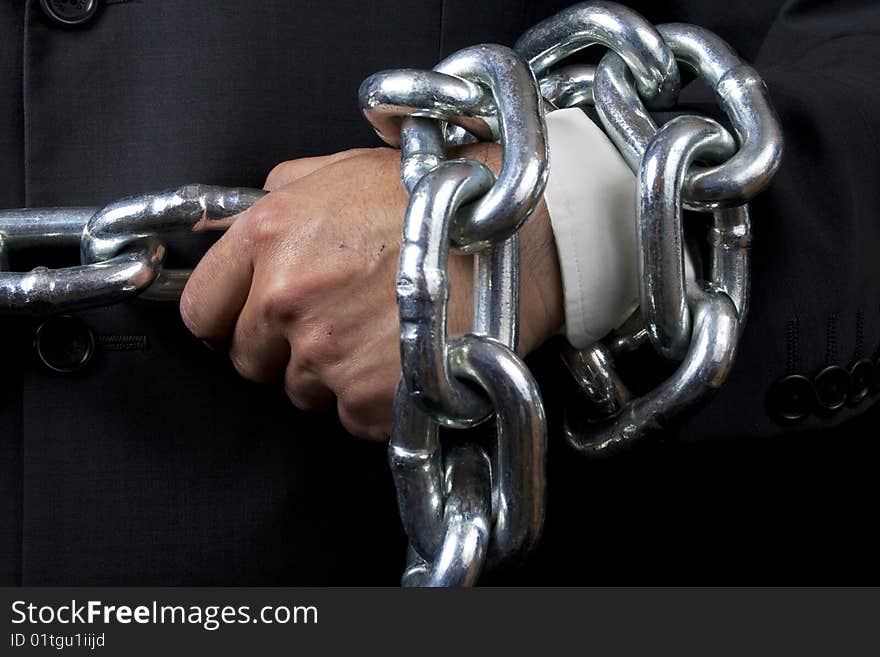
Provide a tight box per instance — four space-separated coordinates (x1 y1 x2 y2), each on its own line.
0 185 264 315
360 0 781 584
361 43 550 586
514 1 782 456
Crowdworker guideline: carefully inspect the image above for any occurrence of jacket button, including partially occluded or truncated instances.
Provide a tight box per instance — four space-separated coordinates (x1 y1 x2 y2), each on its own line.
34 315 96 374
39 0 100 26
848 359 875 405
813 365 851 412
767 374 814 423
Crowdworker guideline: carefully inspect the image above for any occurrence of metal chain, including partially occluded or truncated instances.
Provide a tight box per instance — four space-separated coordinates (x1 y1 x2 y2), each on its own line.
361 0 782 583
515 1 782 455
361 43 549 586
0 185 264 315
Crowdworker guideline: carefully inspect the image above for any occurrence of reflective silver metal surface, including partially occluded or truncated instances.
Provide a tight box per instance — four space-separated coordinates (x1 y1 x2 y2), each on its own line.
658 24 784 209
588 23 783 209
0 241 164 315
2 0 785 586
448 334 546 566
400 445 492 587
82 184 265 300
390 334 546 576
593 50 657 172
605 308 651 355
0 207 105 311
393 159 545 573
567 287 740 455
399 117 447 194
472 235 519 351
0 185 263 315
359 69 498 147
0 207 95 251
360 45 549 253
515 0 680 108
435 45 549 251
709 205 751 326
539 64 596 109
638 115 736 360
517 4 778 458
561 341 630 420
398 160 497 427
375 41 549 586
388 379 445 561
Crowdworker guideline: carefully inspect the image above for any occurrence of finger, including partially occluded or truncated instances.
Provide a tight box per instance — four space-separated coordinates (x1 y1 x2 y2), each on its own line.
228 291 291 384
337 400 390 442
180 224 254 346
264 148 376 191
284 363 334 411
332 364 397 441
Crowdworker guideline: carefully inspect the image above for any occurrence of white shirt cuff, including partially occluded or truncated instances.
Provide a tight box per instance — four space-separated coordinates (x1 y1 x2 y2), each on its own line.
543 108 695 350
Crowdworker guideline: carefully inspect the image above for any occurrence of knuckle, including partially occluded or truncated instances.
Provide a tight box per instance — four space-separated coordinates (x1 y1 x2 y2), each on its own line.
336 402 371 440
354 147 387 163
257 281 303 324
337 403 388 442
284 386 319 412
338 385 379 423
179 288 203 336
361 424 390 442
295 327 343 371
239 196 286 247
179 280 214 342
283 375 327 412
348 147 380 157
336 372 395 440
264 161 292 190
228 348 262 383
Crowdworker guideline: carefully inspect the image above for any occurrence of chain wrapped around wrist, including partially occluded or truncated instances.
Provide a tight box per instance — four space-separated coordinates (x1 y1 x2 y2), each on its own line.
360 0 782 585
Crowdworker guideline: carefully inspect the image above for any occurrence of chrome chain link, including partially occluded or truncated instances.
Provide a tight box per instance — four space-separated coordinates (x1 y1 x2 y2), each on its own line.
361 43 549 586
0 185 265 315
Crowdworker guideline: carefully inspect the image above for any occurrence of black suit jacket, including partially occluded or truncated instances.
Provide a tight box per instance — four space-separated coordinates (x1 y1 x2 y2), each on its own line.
1 0 878 585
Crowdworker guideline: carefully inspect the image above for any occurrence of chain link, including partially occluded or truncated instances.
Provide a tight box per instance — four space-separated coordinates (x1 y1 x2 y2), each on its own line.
638 115 737 361
515 0 680 108
362 43 549 586
0 185 264 315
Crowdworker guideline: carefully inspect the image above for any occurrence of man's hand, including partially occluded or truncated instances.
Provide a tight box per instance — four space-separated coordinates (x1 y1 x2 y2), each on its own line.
180 146 563 440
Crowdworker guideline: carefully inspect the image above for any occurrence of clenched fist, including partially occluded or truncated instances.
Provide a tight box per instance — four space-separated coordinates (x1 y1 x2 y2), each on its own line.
180 145 563 440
